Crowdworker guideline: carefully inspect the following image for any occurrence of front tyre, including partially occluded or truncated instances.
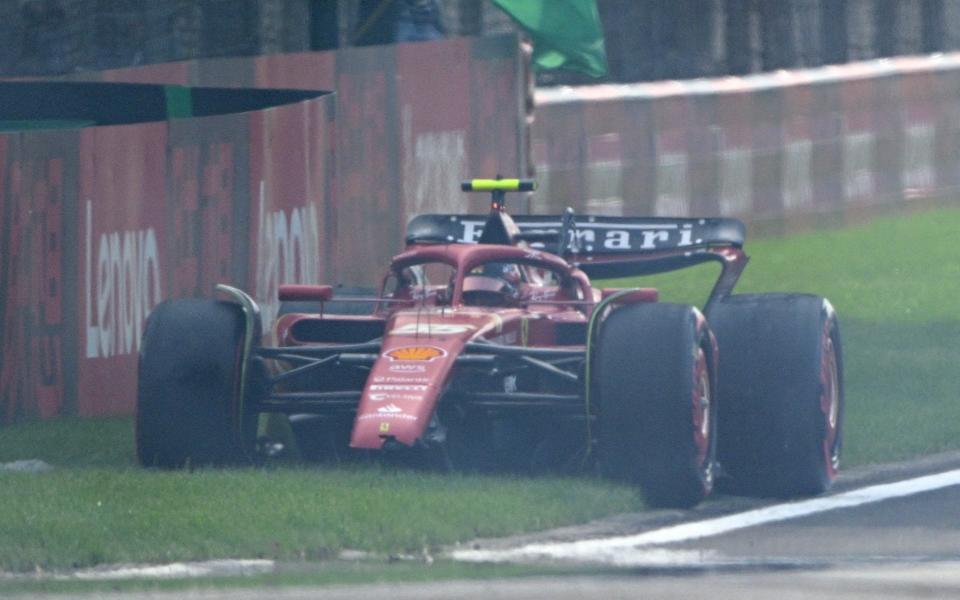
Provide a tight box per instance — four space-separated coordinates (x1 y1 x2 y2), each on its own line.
136 299 255 468
595 303 718 509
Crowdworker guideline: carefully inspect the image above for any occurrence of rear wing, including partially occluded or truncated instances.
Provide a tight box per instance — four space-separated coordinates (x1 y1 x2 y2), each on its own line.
406 214 745 278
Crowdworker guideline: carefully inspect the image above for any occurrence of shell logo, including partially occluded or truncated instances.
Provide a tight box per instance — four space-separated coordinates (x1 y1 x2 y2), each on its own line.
384 345 447 362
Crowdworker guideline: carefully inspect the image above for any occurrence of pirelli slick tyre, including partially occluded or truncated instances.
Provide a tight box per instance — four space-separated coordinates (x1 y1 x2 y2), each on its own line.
707 293 843 497
136 299 254 468
595 303 718 509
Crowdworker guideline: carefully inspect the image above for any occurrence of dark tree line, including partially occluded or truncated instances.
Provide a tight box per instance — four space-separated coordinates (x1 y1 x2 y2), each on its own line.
578 0 956 85
1 0 957 81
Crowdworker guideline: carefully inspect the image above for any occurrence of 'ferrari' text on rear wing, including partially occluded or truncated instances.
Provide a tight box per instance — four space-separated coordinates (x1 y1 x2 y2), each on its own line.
406 214 745 254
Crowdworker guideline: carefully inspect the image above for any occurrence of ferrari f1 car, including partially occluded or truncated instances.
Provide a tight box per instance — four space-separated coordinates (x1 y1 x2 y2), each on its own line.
136 179 843 508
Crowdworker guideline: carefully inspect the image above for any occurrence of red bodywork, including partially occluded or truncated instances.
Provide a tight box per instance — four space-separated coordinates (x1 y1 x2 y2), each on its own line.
271 219 745 450
276 244 600 448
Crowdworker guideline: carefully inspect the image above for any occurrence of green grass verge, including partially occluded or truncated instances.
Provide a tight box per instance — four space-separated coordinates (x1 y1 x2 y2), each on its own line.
1 206 959 580
0 466 638 571
0 417 136 468
0 420 640 572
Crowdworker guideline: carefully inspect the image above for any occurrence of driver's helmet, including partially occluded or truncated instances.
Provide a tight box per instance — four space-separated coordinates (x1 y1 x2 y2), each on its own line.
463 262 522 307
480 262 522 285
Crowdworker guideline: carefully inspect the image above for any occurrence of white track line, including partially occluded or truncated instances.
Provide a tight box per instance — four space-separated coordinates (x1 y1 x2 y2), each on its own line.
71 559 274 580
452 469 960 565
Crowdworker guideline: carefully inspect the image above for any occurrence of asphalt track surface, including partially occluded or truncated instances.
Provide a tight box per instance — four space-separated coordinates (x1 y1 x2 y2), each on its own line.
10 452 960 599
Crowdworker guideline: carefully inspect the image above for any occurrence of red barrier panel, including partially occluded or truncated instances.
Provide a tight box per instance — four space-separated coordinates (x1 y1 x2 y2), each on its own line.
686 87 719 217
932 68 960 196
807 76 844 214
531 86 659 216
397 36 472 219
0 132 79 421
582 104 627 215
0 97 336 421
530 96 587 214
899 68 937 200
780 73 814 215
78 123 168 415
332 45 404 284
650 85 694 217
534 54 960 227
713 81 755 217
164 117 249 299
874 73 904 207
463 37 528 210
614 93 657 217
247 101 334 327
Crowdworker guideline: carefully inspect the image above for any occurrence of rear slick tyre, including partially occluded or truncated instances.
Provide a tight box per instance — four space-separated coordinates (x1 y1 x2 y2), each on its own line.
136 299 253 468
595 303 718 509
708 293 844 497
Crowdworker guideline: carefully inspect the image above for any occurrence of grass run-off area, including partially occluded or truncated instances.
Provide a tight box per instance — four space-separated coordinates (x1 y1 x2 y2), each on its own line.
0 418 640 575
2 206 960 582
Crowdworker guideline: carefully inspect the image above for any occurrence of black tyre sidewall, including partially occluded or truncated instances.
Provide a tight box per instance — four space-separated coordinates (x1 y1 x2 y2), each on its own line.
136 299 249 468
708 293 843 497
595 303 718 509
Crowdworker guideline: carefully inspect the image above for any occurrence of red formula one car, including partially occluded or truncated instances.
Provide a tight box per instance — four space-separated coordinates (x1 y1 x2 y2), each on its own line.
136 179 843 508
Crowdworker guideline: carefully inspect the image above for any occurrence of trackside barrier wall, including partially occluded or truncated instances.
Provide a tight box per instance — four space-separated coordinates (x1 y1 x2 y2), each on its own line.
0 35 525 422
0 86 334 421
532 55 960 227
76 33 527 284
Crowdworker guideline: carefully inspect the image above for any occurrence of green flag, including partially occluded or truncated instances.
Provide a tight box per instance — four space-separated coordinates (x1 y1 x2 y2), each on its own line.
491 0 608 77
